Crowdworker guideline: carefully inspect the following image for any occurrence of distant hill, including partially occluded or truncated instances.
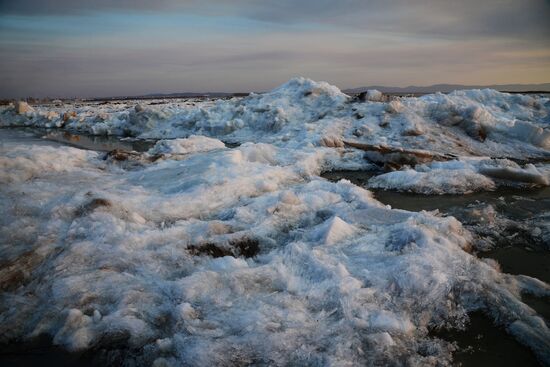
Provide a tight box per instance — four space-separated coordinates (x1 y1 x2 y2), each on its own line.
344 83 550 94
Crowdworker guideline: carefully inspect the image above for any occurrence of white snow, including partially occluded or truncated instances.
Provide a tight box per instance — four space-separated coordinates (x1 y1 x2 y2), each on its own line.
310 215 359 245
0 143 99 183
1 78 549 366
14 101 35 114
147 135 226 156
365 89 384 102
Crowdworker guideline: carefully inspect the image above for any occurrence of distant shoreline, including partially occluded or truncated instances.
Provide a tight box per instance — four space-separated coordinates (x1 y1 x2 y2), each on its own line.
2 88 549 105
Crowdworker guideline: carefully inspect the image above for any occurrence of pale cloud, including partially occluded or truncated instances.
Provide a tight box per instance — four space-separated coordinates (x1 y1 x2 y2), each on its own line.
0 0 549 97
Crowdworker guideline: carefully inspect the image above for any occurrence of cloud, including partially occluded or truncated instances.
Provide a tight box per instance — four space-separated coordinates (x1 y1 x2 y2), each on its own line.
1 25 549 98
0 0 549 97
0 0 180 15
2 0 549 41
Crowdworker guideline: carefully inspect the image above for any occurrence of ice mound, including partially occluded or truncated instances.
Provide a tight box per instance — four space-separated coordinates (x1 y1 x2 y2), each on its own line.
147 135 225 156
365 89 384 102
2 78 549 162
14 101 35 114
167 77 350 145
423 89 550 149
0 143 99 183
310 215 359 245
0 77 351 146
346 88 550 160
1 139 550 366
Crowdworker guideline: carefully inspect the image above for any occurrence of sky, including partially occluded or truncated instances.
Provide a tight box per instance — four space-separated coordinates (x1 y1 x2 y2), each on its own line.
0 0 549 98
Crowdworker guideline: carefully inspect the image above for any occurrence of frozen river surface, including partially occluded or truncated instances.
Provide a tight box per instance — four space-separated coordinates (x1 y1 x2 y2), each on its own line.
1 79 549 366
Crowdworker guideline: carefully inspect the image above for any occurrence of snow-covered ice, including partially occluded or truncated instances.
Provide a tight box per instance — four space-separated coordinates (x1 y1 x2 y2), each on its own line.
369 158 550 194
1 78 549 366
3 78 549 157
146 135 226 156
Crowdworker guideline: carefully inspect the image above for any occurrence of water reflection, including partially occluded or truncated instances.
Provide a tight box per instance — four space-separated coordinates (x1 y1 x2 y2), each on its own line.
0 127 156 152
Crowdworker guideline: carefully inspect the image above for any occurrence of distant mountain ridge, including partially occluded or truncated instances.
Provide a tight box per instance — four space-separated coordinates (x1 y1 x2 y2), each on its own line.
344 83 550 94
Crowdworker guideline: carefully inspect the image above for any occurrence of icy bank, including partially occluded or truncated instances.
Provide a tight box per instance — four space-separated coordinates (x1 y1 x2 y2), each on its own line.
2 79 549 159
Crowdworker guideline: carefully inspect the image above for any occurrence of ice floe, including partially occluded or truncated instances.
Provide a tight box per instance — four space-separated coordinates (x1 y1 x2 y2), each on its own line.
369 158 550 194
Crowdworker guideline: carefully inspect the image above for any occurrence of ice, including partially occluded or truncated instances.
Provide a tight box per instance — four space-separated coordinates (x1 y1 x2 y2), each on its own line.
310 216 358 245
369 167 496 194
365 89 384 102
147 135 226 156
14 101 34 114
1 140 548 365
2 79 549 159
1 78 550 366
0 143 99 183
479 163 549 186
369 158 550 194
